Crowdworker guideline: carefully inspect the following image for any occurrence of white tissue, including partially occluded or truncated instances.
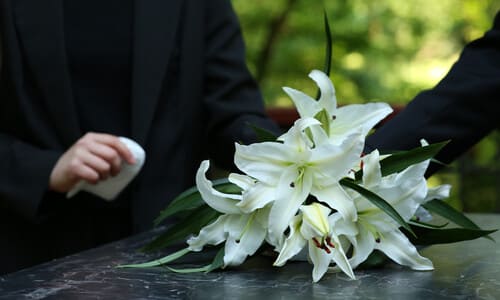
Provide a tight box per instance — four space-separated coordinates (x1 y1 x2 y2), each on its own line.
66 137 146 201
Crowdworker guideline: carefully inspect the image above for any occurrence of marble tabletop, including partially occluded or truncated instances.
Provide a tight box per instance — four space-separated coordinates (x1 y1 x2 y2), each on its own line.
1 214 499 300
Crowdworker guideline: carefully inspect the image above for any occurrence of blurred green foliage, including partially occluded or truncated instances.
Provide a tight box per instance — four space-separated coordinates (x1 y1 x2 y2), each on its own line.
232 0 500 212
233 0 498 106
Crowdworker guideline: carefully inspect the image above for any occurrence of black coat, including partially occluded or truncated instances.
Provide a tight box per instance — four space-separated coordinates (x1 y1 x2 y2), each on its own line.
366 12 500 175
0 0 277 273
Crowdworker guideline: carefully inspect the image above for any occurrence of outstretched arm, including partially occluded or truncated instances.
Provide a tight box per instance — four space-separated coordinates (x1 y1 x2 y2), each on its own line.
366 12 500 175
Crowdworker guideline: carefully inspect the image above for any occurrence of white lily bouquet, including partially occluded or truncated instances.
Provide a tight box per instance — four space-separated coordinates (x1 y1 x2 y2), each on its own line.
122 70 494 282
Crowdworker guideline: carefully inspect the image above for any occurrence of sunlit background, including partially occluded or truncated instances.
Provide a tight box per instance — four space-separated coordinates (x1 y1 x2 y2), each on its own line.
232 0 500 212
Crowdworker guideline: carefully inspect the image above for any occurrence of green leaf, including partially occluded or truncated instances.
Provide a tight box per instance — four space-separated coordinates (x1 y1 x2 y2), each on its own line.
314 108 331 136
153 187 203 226
423 199 480 229
404 225 497 245
166 265 209 273
340 178 415 236
247 123 278 142
153 178 233 226
356 141 449 180
316 10 333 100
215 181 244 194
143 205 220 252
430 158 447 167
205 247 225 272
409 219 449 229
322 10 333 76
380 141 448 176
167 247 225 274
117 247 191 268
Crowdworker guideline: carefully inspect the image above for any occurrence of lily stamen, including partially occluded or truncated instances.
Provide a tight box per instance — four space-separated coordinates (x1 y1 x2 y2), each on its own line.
312 237 322 248
312 236 335 254
326 236 335 248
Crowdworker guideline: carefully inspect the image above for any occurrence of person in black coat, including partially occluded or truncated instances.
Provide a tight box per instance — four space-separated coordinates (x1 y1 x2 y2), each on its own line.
366 11 500 175
0 0 278 274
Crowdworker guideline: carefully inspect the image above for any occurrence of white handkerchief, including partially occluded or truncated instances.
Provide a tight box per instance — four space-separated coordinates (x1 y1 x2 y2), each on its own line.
66 137 146 201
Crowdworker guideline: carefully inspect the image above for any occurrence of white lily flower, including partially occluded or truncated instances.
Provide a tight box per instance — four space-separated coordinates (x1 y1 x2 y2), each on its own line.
274 203 355 282
414 184 452 222
413 206 433 223
273 214 306 266
425 185 451 202
283 70 393 145
411 139 452 223
187 161 269 266
195 160 241 215
333 150 434 271
235 118 363 245
229 173 277 214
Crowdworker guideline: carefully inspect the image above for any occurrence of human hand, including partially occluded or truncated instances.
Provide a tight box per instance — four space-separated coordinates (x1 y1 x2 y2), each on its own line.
49 132 136 193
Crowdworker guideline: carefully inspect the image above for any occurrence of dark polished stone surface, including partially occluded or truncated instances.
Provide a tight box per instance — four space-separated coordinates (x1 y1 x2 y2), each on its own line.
1 214 499 299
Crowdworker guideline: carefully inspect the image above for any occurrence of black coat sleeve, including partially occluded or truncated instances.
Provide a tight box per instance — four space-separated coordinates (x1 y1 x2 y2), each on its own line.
366 12 500 175
202 0 280 170
0 3 61 219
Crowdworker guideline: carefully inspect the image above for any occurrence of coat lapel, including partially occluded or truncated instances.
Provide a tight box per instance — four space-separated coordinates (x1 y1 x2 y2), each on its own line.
131 0 183 145
13 0 81 146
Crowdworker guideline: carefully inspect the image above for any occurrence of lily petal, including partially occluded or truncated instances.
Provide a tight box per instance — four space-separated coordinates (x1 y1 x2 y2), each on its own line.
348 223 376 270
237 182 276 213
361 161 430 222
268 166 312 245
309 132 364 184
375 230 434 271
274 215 307 266
385 175 428 221
196 161 241 214
329 234 356 279
362 150 382 188
308 124 330 147
330 103 392 144
282 87 319 118
234 142 292 185
414 206 433 222
308 240 332 282
300 202 331 239
224 214 267 266
329 213 358 237
309 70 337 115
311 182 357 222
228 173 255 190
278 117 321 150
187 215 228 252
425 184 451 202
